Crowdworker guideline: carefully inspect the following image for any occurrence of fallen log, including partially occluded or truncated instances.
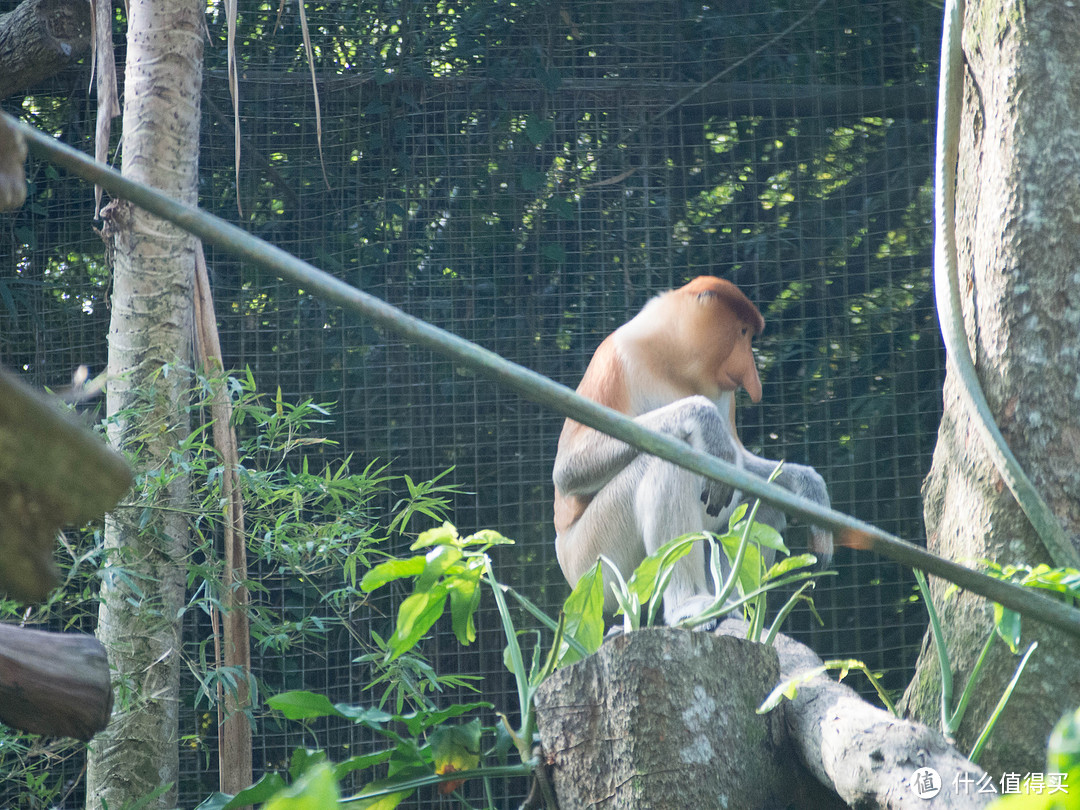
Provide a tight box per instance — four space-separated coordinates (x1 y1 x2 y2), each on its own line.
714 618 991 809
0 623 112 740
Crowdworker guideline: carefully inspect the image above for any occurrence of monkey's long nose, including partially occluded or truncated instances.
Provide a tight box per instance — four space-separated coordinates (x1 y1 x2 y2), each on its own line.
744 369 762 403
742 360 762 403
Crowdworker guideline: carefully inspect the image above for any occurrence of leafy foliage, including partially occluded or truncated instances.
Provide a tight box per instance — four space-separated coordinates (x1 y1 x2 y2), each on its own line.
0 371 466 809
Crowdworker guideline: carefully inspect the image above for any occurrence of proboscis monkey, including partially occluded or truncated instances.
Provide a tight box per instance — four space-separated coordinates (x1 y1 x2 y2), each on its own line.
553 276 832 625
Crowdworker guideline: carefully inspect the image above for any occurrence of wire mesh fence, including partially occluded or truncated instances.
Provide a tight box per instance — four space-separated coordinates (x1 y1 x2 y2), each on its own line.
1 0 944 805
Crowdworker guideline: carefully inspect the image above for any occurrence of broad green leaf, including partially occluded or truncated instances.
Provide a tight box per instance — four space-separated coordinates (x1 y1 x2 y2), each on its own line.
268 691 346 720
524 115 554 145
289 748 327 780
626 534 699 605
417 545 463 592
411 523 459 550
195 774 289 810
349 765 435 810
430 720 482 788
729 519 789 554
334 750 396 780
720 535 765 595
560 561 605 665
764 554 818 582
360 557 426 592
520 168 546 191
461 529 515 547
448 571 481 646
399 701 492 737
330 703 396 729
1048 706 1080 776
390 587 449 660
264 761 339 810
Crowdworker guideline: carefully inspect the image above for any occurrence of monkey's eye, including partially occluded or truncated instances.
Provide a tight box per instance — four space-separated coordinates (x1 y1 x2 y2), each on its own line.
741 326 748 336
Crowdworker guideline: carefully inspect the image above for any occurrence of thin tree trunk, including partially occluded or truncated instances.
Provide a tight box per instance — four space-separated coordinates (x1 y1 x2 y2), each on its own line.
902 0 1080 776
85 1 203 808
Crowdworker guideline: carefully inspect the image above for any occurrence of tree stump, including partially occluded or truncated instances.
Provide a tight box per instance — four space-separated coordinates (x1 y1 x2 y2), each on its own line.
535 622 992 809
534 627 821 809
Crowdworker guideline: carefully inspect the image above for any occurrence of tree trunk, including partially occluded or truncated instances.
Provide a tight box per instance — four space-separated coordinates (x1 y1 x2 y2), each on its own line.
85 1 203 808
534 628 816 810
902 0 1080 777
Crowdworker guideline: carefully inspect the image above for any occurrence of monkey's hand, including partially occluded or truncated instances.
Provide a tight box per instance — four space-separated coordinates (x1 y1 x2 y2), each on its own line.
738 454 833 567
700 478 735 518
668 396 739 518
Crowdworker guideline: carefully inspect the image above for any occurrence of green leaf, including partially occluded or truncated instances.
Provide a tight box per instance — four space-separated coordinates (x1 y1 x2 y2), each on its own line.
334 750 396 780
727 503 749 529
448 571 481 646
993 603 1021 653
389 587 449 660
540 243 566 263
199 780 294 810
411 522 460 550
461 529 514 547
764 553 818 581
349 764 434 810
719 535 766 595
417 545 463 592
289 748 327 780
524 115 554 145
729 519 789 554
360 557 426 592
626 534 698 606
560 561 605 665
268 691 346 720
520 168 546 191
757 666 828 713
1048 706 1080 776
264 761 339 810
327 703 396 730
430 719 482 777
399 701 492 737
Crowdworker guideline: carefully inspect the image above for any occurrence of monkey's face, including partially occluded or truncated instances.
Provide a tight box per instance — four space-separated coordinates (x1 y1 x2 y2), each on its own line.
674 277 764 403
717 319 762 402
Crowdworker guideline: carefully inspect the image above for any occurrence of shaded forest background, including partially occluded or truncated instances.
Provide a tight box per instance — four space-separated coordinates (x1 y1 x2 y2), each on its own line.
1 0 944 804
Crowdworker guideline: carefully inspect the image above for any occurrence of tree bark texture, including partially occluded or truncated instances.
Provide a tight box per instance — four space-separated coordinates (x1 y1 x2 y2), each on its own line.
0 623 112 740
534 628 834 810
711 620 991 809
903 0 1080 777
0 0 90 99
0 114 27 210
0 365 132 602
537 624 988 809
85 1 203 808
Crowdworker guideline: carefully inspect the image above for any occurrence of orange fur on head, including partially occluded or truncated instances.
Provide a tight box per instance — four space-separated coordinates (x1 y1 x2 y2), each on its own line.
681 276 765 336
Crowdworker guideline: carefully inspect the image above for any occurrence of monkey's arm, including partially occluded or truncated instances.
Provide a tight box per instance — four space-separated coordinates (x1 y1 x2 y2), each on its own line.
737 448 833 564
554 396 740 506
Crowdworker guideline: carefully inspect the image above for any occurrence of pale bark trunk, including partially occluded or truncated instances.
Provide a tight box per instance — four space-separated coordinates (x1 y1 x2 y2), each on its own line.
85 1 203 808
902 0 1080 776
